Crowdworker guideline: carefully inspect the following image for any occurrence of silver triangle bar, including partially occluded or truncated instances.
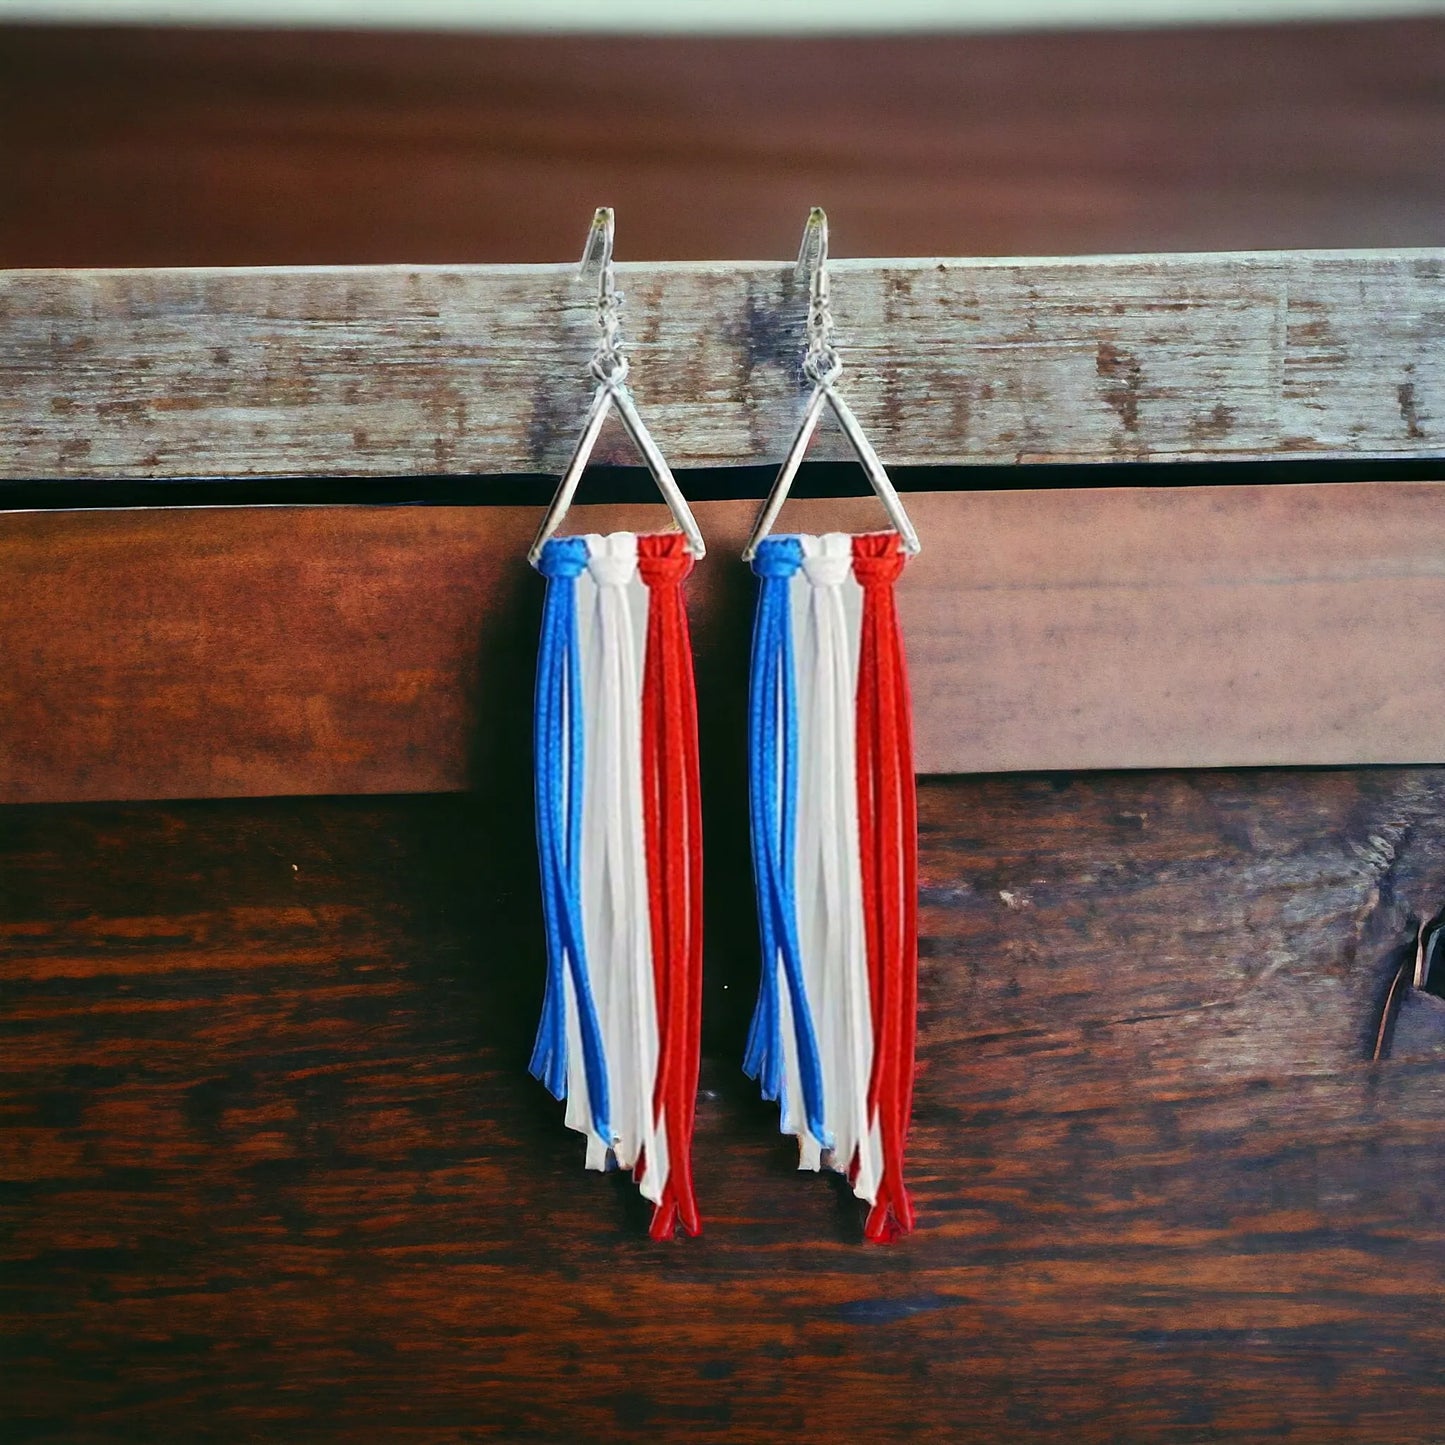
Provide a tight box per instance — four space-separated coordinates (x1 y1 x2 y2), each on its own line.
527 380 705 566
823 387 921 557
742 383 921 561
610 384 706 560
740 385 828 562
528 380 614 566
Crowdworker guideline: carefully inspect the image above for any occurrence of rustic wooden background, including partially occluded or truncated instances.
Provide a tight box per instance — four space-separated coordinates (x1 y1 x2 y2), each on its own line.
4 15 1445 1443
7 253 1444 482
5 488 1445 803
2 18 1444 267
5 772 1445 1441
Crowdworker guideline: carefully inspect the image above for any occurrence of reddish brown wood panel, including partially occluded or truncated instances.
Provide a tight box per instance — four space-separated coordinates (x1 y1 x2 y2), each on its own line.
2 19 1443 269
3 770 1444 1441
4 485 1444 803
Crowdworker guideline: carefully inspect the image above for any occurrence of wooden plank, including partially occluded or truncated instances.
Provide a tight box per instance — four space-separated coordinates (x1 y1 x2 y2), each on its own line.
4 21 1444 270
2 482 1442 803
906 481 1445 773
4 772 1444 1439
4 2 1430 32
2 249 1443 481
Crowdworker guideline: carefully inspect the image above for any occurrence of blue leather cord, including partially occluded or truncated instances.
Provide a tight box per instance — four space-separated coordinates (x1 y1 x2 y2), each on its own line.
743 536 829 1147
530 536 612 1143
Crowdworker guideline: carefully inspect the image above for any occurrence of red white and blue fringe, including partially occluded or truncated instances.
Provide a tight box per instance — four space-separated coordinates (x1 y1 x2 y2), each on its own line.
532 530 703 1240
746 531 918 1242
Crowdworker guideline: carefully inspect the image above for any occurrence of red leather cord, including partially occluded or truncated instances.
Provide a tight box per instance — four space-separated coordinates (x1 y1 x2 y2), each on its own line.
638 533 703 1240
852 533 918 1243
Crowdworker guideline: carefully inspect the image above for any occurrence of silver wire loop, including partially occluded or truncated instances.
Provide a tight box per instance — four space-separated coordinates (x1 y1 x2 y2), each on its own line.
529 208 706 567
743 207 920 562
580 208 628 385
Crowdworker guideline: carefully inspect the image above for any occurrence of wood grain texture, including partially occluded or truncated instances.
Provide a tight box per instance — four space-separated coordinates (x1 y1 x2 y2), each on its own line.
3 484 1443 803
3 250 1444 479
3 770 1444 1442
2 20 1443 270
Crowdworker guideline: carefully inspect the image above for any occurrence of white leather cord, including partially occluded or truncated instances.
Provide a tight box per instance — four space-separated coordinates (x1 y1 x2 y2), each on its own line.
580 533 668 1203
795 533 883 1202
561 964 603 1162
777 965 807 1146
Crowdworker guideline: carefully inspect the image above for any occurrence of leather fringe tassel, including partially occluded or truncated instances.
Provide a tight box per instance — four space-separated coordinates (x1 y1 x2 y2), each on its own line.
637 533 705 1240
852 533 918 1242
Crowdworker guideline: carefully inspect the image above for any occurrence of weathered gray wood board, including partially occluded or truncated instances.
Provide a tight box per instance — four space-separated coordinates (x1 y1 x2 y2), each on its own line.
2 482 1441 803
2 250 1442 479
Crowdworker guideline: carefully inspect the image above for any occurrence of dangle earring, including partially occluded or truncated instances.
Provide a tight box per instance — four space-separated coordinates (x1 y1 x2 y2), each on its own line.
528 209 706 1240
742 209 922 1243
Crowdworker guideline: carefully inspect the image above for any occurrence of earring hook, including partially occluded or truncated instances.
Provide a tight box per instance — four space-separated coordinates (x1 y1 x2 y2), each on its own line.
528 208 705 566
579 204 614 286
579 206 626 385
796 204 827 277
742 208 920 561
796 207 840 387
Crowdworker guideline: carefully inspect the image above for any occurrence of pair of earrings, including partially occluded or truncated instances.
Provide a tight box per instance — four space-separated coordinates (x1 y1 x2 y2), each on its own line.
526 209 919 1244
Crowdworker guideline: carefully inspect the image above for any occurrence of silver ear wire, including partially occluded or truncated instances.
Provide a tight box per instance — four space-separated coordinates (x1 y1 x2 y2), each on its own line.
578 205 626 386
743 208 920 562
529 208 705 567
796 206 841 388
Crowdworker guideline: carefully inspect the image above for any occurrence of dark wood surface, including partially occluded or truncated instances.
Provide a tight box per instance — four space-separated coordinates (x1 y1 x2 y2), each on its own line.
2 19 1443 269
4 768 1445 1442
